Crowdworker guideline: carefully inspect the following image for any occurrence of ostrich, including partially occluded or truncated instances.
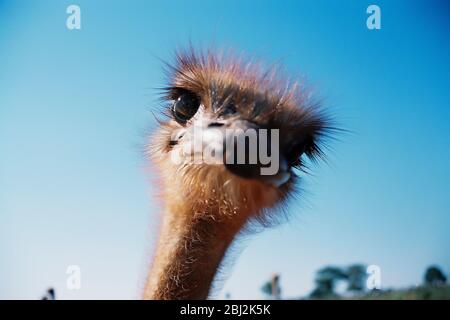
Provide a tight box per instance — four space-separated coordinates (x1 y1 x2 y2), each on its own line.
144 48 331 300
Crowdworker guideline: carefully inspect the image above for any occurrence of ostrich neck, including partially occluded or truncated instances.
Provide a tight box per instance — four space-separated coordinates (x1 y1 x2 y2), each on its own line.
144 199 246 300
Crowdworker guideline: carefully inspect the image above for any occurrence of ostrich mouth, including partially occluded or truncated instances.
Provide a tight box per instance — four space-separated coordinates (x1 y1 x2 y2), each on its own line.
224 156 291 187
171 124 292 187
222 135 291 187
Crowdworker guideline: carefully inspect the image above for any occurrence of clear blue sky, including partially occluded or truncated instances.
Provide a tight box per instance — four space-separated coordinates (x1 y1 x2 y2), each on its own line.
0 0 449 299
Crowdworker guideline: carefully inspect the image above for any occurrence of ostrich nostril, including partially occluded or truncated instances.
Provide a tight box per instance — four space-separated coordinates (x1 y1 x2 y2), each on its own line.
169 131 185 146
174 131 185 140
208 122 225 128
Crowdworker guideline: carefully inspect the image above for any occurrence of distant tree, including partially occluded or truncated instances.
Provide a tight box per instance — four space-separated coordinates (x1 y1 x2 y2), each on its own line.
345 264 367 292
424 266 447 286
310 278 334 299
41 288 55 300
261 281 273 297
309 266 346 299
261 274 281 299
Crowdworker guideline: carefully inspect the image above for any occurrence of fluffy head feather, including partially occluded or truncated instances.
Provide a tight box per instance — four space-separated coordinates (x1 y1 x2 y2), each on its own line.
148 48 330 225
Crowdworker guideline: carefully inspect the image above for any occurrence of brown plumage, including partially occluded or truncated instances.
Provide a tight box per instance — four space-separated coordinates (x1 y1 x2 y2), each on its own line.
144 47 331 299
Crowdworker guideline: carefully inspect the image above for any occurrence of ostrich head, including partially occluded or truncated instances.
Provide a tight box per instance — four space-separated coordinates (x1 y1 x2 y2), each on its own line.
145 48 331 299
150 49 328 224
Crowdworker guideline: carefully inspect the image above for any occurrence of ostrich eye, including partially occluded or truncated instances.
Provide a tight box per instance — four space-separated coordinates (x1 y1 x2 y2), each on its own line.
286 144 306 165
172 92 200 124
286 136 314 165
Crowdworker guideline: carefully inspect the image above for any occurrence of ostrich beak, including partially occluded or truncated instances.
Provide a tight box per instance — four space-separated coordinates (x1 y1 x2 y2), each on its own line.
174 116 291 187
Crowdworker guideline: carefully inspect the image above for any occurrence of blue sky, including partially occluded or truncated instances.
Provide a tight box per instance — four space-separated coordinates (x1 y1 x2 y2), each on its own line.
0 1 449 299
